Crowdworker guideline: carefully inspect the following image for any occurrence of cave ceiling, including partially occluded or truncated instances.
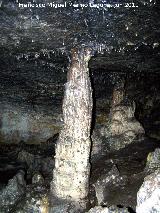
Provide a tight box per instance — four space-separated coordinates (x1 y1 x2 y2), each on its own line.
0 0 160 109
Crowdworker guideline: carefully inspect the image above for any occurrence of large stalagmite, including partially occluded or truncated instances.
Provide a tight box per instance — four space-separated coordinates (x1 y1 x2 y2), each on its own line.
51 48 93 202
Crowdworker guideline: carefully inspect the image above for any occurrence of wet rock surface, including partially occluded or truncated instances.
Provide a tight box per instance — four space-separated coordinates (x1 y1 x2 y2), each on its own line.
18 150 54 181
49 198 87 213
32 171 44 185
0 142 53 212
0 0 160 59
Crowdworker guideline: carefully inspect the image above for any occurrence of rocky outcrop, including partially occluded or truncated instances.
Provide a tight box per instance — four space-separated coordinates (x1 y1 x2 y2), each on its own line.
15 180 49 213
145 148 160 174
136 169 160 213
0 170 26 212
0 105 62 144
94 100 145 152
93 165 128 206
17 150 54 180
32 172 44 185
49 200 86 213
91 75 145 156
91 128 107 160
108 101 145 150
51 48 93 203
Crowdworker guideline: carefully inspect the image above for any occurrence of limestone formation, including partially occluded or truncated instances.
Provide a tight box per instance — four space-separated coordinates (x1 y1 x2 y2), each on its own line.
97 100 145 151
136 169 160 213
32 172 44 185
87 205 129 213
0 170 26 212
91 129 107 160
110 102 144 136
15 184 49 213
93 165 128 206
145 148 160 174
51 48 93 202
18 150 54 179
91 77 145 155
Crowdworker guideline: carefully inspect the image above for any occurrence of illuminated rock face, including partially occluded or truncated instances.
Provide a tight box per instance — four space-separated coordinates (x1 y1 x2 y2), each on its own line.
136 169 160 213
51 48 93 201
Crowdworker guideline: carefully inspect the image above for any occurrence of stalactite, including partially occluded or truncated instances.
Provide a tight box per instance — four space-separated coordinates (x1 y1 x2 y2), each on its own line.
51 48 93 203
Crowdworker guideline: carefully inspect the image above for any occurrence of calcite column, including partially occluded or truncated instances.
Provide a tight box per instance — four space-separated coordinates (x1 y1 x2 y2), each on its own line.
51 48 93 202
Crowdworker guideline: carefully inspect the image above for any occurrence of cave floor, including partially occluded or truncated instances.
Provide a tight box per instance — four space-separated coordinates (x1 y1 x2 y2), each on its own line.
90 137 160 211
0 137 160 212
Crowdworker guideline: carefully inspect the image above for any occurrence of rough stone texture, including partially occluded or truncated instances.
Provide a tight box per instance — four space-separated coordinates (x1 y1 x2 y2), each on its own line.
1 0 160 67
49 200 86 213
91 76 145 155
18 150 54 180
91 77 125 157
1 1 160 145
145 148 160 174
0 170 26 212
111 77 125 107
136 169 160 213
0 0 160 147
87 205 129 213
32 172 44 185
99 100 145 151
110 102 144 136
51 48 93 202
15 184 49 213
93 165 128 206
0 104 62 144
49 203 74 213
91 128 107 160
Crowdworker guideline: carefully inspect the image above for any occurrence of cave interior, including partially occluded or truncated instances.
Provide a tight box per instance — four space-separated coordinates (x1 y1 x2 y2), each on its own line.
0 0 160 212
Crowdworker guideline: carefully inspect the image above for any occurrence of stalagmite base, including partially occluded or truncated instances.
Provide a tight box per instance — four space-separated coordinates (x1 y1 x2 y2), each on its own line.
51 48 93 204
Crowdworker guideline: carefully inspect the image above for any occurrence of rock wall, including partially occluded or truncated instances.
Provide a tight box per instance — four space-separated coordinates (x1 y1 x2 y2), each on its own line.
0 104 62 144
